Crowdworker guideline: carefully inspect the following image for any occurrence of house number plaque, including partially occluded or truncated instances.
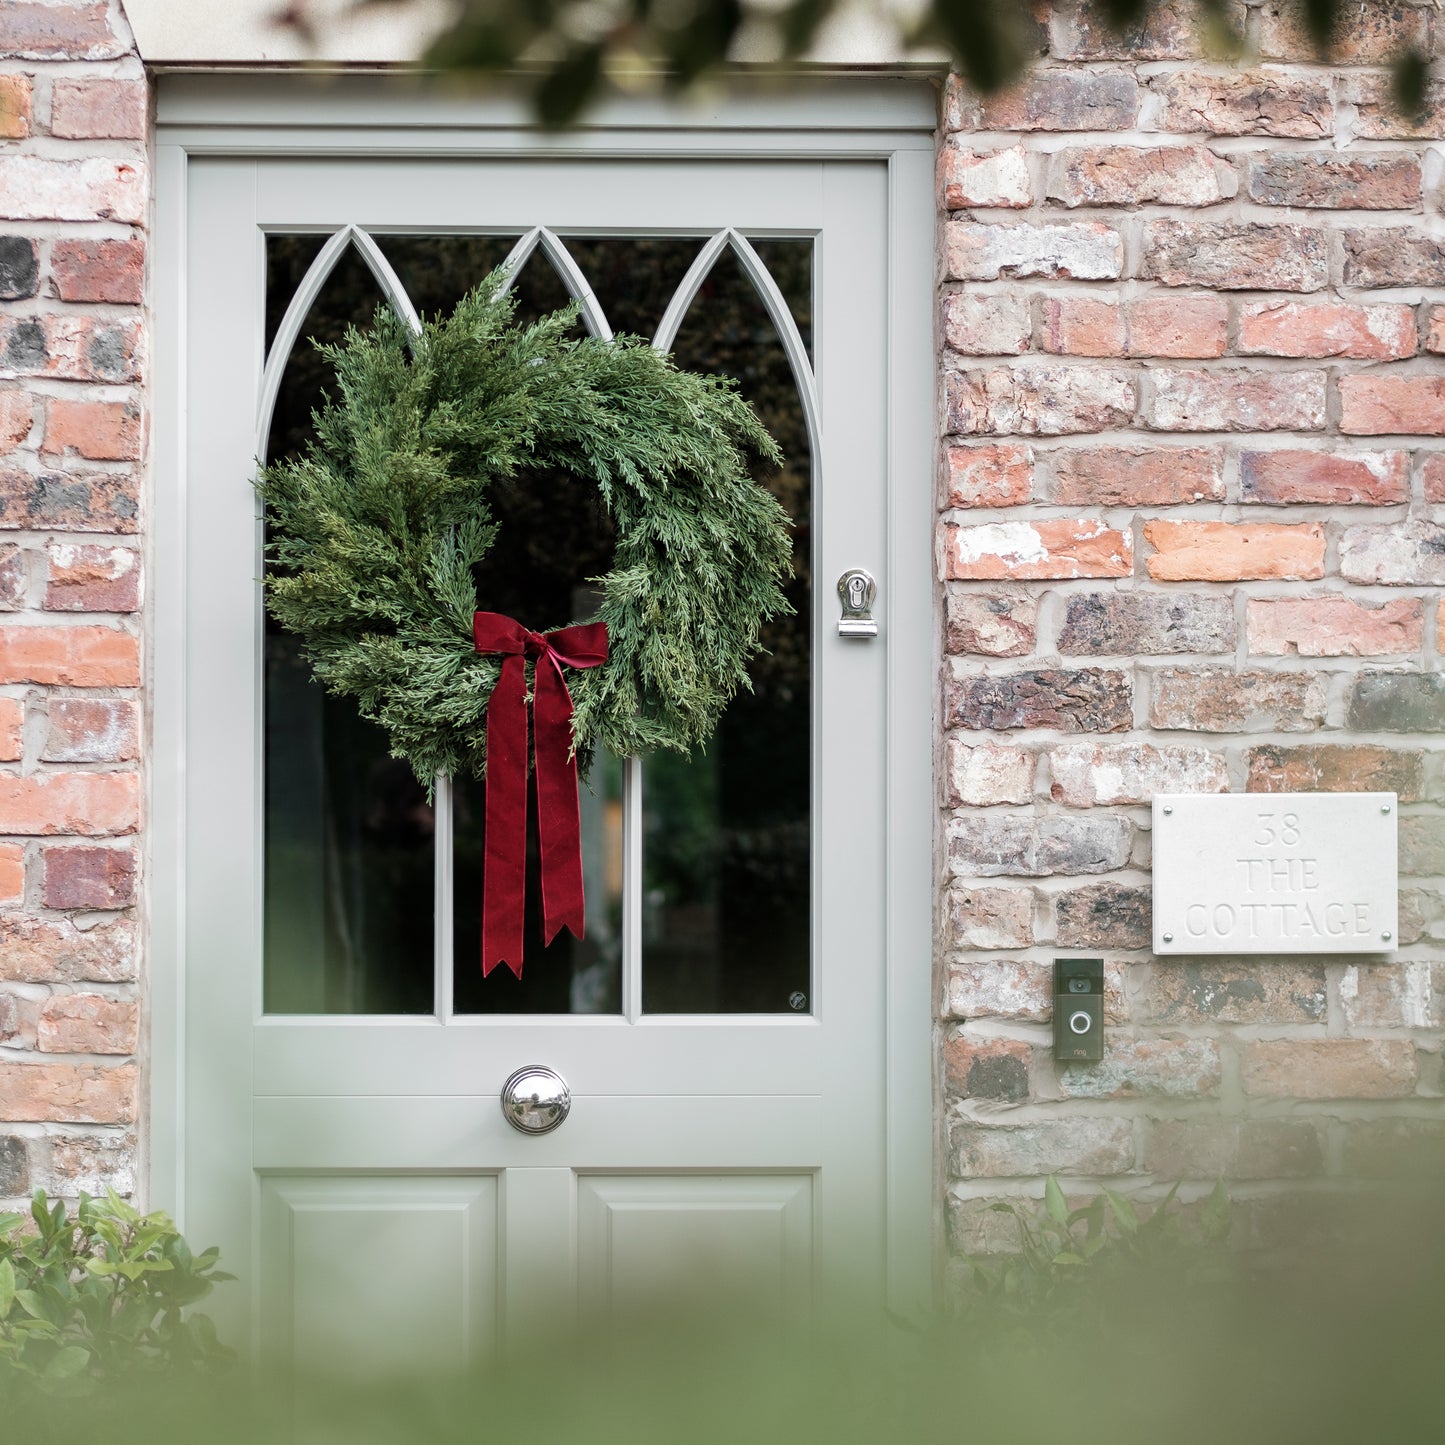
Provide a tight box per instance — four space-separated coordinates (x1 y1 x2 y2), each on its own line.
1152 793 1398 955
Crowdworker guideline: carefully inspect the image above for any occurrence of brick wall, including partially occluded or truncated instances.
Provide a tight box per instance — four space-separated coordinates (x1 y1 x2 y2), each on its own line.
0 1 145 1207
939 0 1445 1257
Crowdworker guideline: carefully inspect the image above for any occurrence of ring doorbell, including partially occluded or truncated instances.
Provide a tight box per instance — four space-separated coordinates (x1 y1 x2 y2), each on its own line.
1054 958 1103 1062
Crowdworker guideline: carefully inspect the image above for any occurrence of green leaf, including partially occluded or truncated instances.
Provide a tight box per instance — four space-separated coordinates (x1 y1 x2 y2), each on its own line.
1202 1178 1232 1244
44 1344 91 1379
0 1256 13 1317
1103 1189 1139 1234
1043 1176 1068 1226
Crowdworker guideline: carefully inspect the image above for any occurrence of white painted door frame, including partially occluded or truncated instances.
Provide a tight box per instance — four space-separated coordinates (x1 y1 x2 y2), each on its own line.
147 73 938 1326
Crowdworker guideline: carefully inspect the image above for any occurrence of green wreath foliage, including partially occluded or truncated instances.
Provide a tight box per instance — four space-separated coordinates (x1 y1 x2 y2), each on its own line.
257 276 793 790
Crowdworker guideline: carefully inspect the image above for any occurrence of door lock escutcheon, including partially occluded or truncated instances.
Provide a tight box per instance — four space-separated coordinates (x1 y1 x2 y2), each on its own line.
837 568 878 638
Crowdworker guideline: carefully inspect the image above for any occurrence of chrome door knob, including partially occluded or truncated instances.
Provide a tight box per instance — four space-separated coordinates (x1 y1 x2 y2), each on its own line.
500 1065 570 1135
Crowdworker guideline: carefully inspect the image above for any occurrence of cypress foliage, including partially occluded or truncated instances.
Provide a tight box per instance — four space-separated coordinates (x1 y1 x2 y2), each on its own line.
257 277 792 791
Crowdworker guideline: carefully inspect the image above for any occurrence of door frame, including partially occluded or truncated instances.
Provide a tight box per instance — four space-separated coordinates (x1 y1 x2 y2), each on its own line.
147 72 938 1316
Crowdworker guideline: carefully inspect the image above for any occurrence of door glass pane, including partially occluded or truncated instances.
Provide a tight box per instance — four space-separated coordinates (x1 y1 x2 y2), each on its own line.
562 236 704 339
262 236 436 1015
641 240 813 1014
376 234 520 319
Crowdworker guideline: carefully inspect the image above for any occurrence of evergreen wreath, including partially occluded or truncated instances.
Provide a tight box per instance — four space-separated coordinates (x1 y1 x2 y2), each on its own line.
257 276 793 790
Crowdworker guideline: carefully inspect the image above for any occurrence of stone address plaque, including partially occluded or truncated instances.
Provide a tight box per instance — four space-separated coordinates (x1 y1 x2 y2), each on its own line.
1153 793 1398 956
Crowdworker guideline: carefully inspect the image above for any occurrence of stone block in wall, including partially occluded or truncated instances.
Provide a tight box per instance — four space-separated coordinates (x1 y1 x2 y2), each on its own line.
942 443 1034 507
42 843 137 909
1056 591 1236 656
43 698 140 762
947 668 1133 733
1341 1118 1445 1179
40 1133 136 1198
1401 817 1445 876
51 238 145 304
36 994 138 1055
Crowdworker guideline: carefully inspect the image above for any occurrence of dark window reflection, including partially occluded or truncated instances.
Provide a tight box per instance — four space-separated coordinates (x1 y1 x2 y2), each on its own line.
262 235 435 1015
641 239 813 1015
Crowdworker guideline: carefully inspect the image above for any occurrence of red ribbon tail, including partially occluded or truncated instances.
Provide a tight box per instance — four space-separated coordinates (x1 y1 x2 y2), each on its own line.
533 657 586 946
482 653 528 978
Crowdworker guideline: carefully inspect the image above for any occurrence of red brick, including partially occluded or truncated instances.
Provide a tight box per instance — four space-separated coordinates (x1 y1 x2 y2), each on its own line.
1041 297 1124 357
1046 144 1228 207
1342 74 1445 139
1049 445 1223 505
0 3 124 59
0 239 33 299
42 698 139 762
1240 449 1409 505
0 913 135 983
1341 376 1445 435
943 518 1132 580
1145 369 1326 432
943 885 1034 950
951 1117 1134 1178
946 365 1134 436
1126 295 1227 359
0 772 139 836
0 393 34 453
1238 301 1415 361
1340 961 1436 1029
0 466 139 532
0 697 19 762
1426 455 1445 503
0 544 22 608
941 294 1030 357
0 844 21 906
1247 597 1423 657
0 1062 136 1124
44 543 140 611
1049 0 1222 60
1058 1036 1221 1100
1245 150 1420 209
1149 70 1332 137
36 994 138 1055
945 221 1122 282
953 70 1139 132
1142 220 1326 291
946 812 1132 878
1057 591 1236 655
0 74 31 139
1142 960 1327 1025
42 399 142 461
938 143 1032 209
1145 520 1324 582
1146 1119 1323 1180
946 959 1052 1021
1257 0 1424 63
0 315 144 382
1342 228 1445 287
1149 669 1327 732
0 625 138 685
49 78 148 139
942 443 1033 508
1246 743 1424 801
0 156 144 225
40 1132 135 1197
42 844 137 909
945 741 1034 807
1340 521 1445 586
1428 308 1445 355
948 668 1132 733
50 238 144 304
1242 1040 1416 1100
1053 883 1151 950
944 1034 1033 1101
944 590 1037 657
1048 742 1228 806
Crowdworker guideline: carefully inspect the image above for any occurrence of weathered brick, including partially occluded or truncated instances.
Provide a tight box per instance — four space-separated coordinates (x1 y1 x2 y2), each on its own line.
1041 297 1124 357
1247 597 1423 657
1141 220 1326 291
945 590 1037 657
1142 960 1327 1024
1059 1036 1221 1100
1426 455 1445 503
941 294 1031 357
942 519 1132 580
1049 0 1226 60
42 399 143 462
49 77 148 140
37 994 138 1055
1049 446 1223 505
50 238 144 305
1149 70 1332 138
40 1133 136 1198
0 157 144 225
1150 668 1327 732
1127 296 1228 359
1342 1118 1445 1179
938 142 1032 209
1347 673 1445 732
1237 302 1414 362
1341 376 1445 436
1057 589 1236 658
0 3 124 59
1246 743 1423 801
1053 883 1151 949
947 813 1133 878
1240 448 1409 504
0 772 140 836
1145 521 1325 582
1340 961 1437 1029
0 843 22 905
1428 309 1445 356
0 1062 136 1124
945 741 1034 807
0 544 24 609
1342 228 1445 288
1046 142 1229 207
1258 0 1423 63
0 913 136 983
1401 817 1445 876
945 365 1134 436
0 237 39 301
44 543 140 611
1146 1119 1323 1180
0 1133 28 1195
1399 887 1444 947
1145 369 1326 432
0 393 35 453
0 698 19 762
1340 522 1445 586
1342 74 1445 139
943 443 1033 507
951 1118 1134 1178
0 74 31 139
943 885 1034 950
957 70 1139 132
0 467 139 532
42 697 138 763
944 1034 1033 1102
0 625 139 685
0 315 144 383
944 221 1122 282
1049 743 1228 806
948 668 1133 732
1242 1040 1416 1099
1245 151 1420 209
42 844 137 909
946 959 1051 1021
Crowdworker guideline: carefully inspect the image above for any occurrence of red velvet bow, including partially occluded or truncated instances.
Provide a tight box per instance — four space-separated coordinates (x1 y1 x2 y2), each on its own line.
472 612 609 978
